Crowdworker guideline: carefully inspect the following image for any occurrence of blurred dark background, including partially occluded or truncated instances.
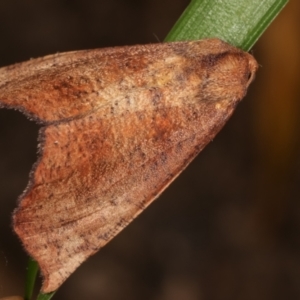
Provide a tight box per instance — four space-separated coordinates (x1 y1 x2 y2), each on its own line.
0 1 300 299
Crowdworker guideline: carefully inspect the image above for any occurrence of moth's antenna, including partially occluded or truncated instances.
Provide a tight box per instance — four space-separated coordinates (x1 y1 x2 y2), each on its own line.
152 33 161 43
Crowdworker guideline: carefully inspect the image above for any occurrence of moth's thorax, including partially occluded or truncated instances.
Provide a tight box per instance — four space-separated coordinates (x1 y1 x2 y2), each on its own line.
199 51 258 106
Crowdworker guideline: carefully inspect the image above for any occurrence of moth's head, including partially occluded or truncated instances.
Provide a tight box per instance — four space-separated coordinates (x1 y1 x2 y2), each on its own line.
201 50 258 105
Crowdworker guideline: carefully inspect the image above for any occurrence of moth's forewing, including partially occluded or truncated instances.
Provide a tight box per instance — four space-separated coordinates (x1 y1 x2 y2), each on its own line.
0 39 258 292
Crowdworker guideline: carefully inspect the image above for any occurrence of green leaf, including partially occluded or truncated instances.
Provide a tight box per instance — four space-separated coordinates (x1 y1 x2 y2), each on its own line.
165 0 289 51
36 292 56 300
24 258 39 300
24 257 55 300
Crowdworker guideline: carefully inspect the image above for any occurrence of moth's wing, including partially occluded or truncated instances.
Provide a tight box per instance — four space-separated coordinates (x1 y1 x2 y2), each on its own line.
13 84 230 292
0 43 181 122
0 39 237 123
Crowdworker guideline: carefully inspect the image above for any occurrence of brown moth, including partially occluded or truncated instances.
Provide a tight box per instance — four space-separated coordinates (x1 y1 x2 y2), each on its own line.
0 39 257 292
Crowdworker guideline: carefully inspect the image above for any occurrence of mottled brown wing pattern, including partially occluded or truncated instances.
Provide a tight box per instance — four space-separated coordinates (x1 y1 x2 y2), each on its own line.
0 39 258 292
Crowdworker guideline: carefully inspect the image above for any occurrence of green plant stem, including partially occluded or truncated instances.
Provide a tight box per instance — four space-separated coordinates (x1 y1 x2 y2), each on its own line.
165 0 288 51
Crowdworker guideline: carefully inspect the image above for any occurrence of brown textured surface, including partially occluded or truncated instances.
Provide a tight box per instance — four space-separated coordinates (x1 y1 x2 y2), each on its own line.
0 39 257 292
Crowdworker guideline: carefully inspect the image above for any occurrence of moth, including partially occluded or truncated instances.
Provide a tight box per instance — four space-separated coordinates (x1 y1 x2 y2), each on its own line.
0 39 258 292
